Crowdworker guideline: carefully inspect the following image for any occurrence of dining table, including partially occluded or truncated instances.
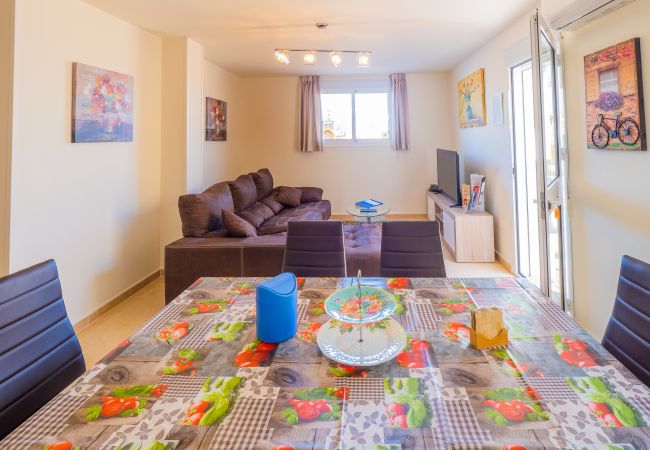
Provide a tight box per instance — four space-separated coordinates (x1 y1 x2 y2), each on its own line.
3 276 650 450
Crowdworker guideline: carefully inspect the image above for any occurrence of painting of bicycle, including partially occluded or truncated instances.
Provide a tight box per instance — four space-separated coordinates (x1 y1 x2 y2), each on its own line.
584 38 646 151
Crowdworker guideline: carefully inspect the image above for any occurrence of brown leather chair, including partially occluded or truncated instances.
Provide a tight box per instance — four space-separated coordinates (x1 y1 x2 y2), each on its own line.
379 221 446 278
282 221 347 277
602 255 650 386
0 260 86 439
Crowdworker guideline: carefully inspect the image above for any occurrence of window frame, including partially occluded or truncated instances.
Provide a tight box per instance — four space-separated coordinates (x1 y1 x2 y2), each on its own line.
320 80 392 148
598 66 619 94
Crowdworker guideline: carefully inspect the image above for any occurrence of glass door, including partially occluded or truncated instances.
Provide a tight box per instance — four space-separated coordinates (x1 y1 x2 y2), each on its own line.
512 60 542 290
530 11 573 312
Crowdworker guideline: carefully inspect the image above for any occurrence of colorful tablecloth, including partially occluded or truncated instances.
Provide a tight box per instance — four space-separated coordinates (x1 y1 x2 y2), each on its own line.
3 277 650 450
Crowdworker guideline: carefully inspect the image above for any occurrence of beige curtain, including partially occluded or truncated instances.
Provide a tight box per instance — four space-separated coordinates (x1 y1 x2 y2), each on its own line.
390 73 410 150
299 75 323 152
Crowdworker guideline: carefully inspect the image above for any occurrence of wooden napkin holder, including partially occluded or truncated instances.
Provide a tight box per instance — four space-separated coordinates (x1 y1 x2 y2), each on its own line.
469 307 508 349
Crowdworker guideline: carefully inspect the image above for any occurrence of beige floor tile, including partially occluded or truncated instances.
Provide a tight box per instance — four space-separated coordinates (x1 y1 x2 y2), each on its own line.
442 246 513 278
77 276 165 365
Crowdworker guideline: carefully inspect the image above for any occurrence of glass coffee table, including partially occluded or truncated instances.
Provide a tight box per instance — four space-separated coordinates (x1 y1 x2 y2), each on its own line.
346 204 391 223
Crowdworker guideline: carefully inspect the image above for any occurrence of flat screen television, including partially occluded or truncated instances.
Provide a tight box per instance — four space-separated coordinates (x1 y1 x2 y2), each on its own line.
436 148 461 207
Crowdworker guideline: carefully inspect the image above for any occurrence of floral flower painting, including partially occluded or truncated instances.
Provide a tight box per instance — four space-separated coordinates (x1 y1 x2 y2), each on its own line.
206 97 227 141
457 68 486 128
584 38 646 151
72 63 134 143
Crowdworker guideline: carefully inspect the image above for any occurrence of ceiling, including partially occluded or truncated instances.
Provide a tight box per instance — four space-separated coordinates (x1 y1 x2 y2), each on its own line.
82 0 537 76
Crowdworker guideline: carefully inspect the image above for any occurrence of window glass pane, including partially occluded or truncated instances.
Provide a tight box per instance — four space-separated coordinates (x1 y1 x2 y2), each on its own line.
599 68 618 93
540 33 559 185
321 93 352 140
355 93 389 139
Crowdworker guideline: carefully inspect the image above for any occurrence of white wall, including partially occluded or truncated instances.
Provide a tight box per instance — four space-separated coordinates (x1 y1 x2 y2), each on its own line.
203 61 245 187
10 0 162 323
237 73 453 214
0 0 14 276
563 0 650 339
449 12 533 268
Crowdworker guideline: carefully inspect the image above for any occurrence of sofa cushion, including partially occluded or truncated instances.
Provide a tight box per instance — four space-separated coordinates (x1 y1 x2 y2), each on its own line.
290 200 331 220
344 223 381 276
238 202 274 228
250 168 274 200
178 182 235 237
228 174 258 212
276 186 302 207
300 187 323 203
223 210 258 237
261 194 284 214
258 209 322 235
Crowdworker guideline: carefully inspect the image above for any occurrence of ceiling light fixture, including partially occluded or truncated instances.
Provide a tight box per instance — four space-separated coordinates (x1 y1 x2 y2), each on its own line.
329 51 342 68
356 52 371 67
303 50 317 65
274 49 290 65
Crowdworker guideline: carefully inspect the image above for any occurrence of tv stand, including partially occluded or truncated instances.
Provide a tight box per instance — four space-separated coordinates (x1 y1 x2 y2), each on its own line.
426 192 494 263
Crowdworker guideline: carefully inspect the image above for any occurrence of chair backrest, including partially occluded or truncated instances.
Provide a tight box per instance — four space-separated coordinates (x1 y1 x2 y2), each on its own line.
379 221 446 278
283 221 347 277
602 255 650 386
0 260 85 439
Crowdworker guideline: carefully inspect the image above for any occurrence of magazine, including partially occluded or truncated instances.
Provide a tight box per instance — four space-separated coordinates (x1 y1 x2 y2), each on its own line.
467 174 486 212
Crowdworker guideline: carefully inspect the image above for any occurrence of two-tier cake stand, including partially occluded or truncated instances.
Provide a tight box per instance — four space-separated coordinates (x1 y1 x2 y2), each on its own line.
317 271 407 366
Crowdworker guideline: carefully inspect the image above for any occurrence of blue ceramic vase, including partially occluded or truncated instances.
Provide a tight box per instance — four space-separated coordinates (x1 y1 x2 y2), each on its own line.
256 272 298 343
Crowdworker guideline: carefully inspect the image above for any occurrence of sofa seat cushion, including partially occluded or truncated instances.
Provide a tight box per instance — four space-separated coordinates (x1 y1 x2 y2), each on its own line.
261 194 284 214
178 182 234 237
228 174 258 212
289 200 331 220
343 223 381 276
258 209 322 235
250 168 274 200
223 210 258 237
238 202 274 228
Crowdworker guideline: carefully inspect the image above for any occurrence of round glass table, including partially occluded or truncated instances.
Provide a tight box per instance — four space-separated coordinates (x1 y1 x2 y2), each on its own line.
346 204 391 223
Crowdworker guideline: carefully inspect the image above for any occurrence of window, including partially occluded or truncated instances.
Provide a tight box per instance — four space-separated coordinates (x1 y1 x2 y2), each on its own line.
320 80 390 145
599 67 619 94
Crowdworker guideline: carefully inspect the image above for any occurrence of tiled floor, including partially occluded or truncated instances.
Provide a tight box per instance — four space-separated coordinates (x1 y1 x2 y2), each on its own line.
77 277 166 365
77 214 513 365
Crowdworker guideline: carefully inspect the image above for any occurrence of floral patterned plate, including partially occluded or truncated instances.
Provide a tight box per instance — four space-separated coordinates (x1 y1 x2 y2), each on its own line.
317 318 406 366
324 286 396 323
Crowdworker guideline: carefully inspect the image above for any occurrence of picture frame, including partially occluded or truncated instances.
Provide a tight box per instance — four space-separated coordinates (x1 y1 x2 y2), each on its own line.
458 68 486 128
71 62 134 143
584 38 646 151
206 97 227 141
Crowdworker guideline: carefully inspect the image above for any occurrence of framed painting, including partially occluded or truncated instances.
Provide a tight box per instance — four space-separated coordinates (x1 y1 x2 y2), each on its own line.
457 68 486 128
585 38 645 151
72 62 134 143
206 97 227 141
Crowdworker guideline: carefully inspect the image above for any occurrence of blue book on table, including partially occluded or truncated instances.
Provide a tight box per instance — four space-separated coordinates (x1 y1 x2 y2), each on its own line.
355 199 383 209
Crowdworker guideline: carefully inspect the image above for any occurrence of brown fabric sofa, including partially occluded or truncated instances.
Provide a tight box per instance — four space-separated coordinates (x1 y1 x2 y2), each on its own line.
165 168 332 302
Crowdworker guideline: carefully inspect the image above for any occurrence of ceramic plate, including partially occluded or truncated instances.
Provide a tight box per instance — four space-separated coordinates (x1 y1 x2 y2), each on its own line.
324 286 396 323
317 318 406 366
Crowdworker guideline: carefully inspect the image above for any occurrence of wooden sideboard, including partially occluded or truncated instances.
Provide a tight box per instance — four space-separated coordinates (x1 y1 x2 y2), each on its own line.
426 191 495 263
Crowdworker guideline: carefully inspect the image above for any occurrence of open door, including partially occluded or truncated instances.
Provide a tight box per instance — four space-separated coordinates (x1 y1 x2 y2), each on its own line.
530 11 573 313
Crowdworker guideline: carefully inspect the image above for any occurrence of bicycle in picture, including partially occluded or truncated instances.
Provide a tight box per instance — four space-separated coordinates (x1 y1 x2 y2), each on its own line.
591 112 641 149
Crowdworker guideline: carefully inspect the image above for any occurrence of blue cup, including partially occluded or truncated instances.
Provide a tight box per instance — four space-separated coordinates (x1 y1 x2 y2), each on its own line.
256 272 298 343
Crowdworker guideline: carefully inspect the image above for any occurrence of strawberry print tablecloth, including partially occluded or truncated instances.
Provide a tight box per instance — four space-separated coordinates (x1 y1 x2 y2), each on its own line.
2 277 650 450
